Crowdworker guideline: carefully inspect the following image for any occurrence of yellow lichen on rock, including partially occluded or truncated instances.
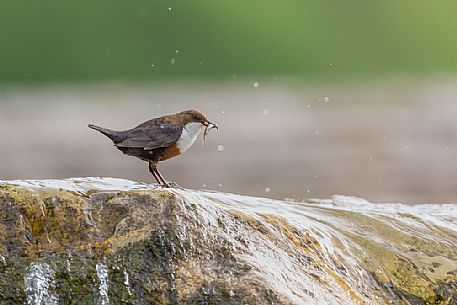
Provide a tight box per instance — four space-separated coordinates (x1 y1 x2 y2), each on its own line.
0 185 98 257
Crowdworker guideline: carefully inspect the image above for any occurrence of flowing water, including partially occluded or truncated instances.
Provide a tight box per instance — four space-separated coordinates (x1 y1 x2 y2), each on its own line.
2 177 457 304
184 190 457 303
24 262 59 305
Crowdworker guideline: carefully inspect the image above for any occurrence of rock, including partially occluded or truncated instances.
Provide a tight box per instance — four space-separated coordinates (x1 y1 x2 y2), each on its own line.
0 178 456 305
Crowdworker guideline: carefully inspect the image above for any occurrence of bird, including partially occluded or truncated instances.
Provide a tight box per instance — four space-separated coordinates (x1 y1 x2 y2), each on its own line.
88 109 218 187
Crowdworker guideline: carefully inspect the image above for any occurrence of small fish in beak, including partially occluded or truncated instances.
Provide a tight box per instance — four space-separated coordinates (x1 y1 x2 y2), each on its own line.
203 121 218 144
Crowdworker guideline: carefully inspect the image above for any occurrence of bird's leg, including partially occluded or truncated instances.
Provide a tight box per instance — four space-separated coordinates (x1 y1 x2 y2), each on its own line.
148 162 163 186
154 167 171 188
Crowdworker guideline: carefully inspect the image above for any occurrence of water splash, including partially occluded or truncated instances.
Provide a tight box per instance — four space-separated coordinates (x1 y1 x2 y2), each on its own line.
173 189 457 304
123 268 133 296
24 262 58 305
96 261 110 305
66 251 72 273
2 177 156 194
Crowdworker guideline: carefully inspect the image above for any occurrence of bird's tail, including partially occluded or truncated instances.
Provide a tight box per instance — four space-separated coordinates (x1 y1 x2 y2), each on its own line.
88 124 124 143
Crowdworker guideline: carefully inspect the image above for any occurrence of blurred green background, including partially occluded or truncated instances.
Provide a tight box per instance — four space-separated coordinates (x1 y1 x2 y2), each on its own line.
2 0 457 82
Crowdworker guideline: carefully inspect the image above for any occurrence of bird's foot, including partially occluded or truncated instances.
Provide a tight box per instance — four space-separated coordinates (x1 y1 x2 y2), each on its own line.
162 181 182 189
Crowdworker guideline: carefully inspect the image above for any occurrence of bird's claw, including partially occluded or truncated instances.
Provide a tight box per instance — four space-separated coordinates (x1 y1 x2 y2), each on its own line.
161 181 182 189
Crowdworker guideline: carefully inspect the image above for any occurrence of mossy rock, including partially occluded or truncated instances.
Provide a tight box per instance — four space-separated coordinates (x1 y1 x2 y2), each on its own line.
0 178 456 304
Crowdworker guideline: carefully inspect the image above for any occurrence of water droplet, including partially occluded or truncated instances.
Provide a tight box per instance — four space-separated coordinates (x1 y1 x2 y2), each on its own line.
324 96 330 102
168 7 172 11
369 156 373 160
151 64 155 68
263 109 269 115
170 58 176 65
307 104 311 109
253 82 259 88
218 184 222 187
265 187 271 193
217 145 224 152
175 49 179 53
221 110 225 114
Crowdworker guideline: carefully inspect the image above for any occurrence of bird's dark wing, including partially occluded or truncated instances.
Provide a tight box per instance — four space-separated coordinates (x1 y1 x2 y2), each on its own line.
115 123 182 150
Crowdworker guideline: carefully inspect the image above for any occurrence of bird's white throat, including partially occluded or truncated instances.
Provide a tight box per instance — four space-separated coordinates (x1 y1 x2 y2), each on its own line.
177 122 204 152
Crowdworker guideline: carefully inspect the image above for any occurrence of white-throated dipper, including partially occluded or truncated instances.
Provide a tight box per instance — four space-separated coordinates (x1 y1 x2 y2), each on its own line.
89 109 218 187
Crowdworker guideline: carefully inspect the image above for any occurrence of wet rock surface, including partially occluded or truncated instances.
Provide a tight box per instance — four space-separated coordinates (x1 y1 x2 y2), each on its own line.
0 178 456 305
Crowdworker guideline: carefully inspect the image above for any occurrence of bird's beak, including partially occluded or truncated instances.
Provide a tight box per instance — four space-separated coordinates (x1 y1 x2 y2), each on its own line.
206 121 218 130
203 121 218 144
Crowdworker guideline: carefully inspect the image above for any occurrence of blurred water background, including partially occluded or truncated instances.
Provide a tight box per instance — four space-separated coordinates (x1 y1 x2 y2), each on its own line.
1 0 457 203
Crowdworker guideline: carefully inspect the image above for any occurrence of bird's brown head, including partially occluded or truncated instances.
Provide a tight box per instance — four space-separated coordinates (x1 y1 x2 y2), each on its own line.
176 109 218 142
178 109 208 124
177 109 217 128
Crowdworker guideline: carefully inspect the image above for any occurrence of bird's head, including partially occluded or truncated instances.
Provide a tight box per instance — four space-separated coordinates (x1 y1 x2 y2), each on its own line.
177 109 218 142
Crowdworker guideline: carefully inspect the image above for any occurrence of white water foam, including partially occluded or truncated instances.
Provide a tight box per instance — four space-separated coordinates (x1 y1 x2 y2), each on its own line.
96 262 110 305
